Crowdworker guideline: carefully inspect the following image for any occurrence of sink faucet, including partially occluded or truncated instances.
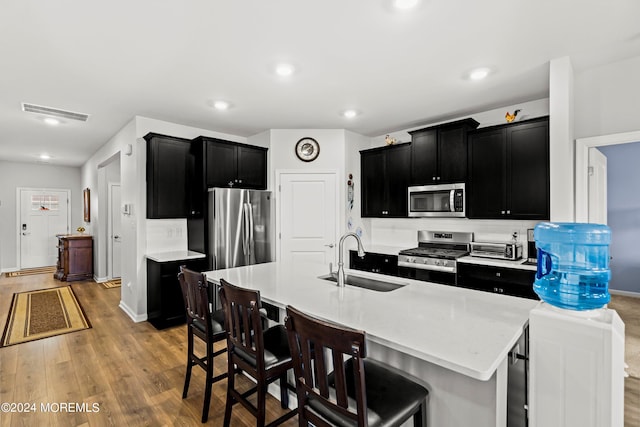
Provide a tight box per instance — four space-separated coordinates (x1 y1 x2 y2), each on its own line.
337 232 366 287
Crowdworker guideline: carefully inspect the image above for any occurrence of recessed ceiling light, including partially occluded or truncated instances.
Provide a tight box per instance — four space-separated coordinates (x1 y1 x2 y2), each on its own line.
393 0 419 9
275 63 295 77
469 67 491 81
39 154 51 160
343 110 359 119
213 101 230 110
43 117 60 126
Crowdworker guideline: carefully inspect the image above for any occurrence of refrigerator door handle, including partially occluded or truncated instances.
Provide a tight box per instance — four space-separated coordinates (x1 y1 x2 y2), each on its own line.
242 202 250 257
247 202 254 255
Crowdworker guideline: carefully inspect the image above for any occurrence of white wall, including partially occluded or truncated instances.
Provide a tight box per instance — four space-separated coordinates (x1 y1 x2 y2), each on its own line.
549 57 575 222
269 128 347 225
80 115 249 322
0 161 82 271
574 55 640 139
344 130 373 252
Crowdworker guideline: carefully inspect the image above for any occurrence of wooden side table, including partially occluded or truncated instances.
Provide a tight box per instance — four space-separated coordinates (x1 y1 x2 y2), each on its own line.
54 235 93 281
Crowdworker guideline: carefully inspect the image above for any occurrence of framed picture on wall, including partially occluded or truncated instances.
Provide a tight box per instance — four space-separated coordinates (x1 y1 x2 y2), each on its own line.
83 188 90 222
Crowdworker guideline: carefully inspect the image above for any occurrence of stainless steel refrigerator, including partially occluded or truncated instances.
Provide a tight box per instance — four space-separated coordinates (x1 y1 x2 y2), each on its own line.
208 188 274 270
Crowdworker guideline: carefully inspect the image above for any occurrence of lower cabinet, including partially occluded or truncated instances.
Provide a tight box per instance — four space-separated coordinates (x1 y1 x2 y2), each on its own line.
146 258 207 329
456 262 539 299
349 251 398 276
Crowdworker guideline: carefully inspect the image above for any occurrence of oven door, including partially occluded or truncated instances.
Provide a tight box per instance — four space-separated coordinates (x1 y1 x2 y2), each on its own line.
408 183 465 217
397 266 456 286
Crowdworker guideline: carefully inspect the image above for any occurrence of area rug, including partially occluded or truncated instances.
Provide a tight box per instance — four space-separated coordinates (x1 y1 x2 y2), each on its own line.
5 266 56 277
102 278 121 289
1 286 91 347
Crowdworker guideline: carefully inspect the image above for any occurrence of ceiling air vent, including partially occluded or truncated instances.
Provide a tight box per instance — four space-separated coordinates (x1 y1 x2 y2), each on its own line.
21 103 90 122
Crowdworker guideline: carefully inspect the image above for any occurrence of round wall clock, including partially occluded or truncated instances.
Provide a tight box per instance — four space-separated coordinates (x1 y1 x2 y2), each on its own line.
295 137 320 162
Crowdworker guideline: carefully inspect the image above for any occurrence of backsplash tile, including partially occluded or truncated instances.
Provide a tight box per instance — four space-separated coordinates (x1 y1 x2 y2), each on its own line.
146 218 188 254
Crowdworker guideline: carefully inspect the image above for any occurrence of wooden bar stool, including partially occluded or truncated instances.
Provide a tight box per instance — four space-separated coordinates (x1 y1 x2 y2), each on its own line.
284 305 430 427
219 279 297 427
178 266 228 423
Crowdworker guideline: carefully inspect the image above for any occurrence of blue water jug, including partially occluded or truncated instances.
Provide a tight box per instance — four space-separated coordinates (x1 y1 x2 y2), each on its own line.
533 222 611 311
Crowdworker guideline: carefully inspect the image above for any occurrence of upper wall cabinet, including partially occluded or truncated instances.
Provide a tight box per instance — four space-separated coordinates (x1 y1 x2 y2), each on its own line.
361 143 411 218
145 133 192 219
193 137 268 190
467 117 550 220
408 118 479 185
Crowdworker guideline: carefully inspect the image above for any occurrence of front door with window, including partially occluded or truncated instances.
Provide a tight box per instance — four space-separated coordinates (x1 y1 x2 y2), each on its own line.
19 189 70 268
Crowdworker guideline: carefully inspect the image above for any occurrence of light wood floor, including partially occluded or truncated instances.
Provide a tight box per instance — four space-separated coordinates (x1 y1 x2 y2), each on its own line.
0 273 638 426
0 274 297 427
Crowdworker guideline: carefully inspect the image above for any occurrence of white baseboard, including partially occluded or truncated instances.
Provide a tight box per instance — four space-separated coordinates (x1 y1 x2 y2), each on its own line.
118 300 147 323
1 267 19 273
609 289 640 298
94 275 108 283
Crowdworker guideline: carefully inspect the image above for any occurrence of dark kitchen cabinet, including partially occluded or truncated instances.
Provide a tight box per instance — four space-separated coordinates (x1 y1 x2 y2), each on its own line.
145 133 192 219
456 262 538 299
349 251 399 276
409 118 479 185
361 143 410 217
146 257 207 329
196 137 267 190
467 117 549 220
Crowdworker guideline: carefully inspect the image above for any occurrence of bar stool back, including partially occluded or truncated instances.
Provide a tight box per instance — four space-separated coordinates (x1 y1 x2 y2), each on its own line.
219 279 296 427
285 305 429 427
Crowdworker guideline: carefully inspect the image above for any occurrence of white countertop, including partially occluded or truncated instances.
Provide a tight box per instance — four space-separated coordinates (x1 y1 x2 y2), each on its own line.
458 255 537 271
205 261 537 381
146 250 206 263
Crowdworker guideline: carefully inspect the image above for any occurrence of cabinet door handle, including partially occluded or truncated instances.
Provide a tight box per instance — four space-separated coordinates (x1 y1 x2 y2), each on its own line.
238 179 243 183
432 177 436 181
496 272 501 277
501 210 505 215
506 210 511 214
228 181 234 187
437 176 441 180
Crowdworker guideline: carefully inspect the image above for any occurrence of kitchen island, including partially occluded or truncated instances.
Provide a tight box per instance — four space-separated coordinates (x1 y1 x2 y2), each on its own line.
205 261 538 427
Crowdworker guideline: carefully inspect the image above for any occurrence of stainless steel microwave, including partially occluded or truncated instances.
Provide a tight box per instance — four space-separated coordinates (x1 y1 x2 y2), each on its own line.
408 183 465 217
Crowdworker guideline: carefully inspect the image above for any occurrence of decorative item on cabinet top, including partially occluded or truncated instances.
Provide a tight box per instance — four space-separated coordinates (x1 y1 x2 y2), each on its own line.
505 109 521 123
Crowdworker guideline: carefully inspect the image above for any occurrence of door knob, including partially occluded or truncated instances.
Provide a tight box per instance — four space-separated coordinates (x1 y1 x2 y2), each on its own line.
22 232 31 236
324 244 335 248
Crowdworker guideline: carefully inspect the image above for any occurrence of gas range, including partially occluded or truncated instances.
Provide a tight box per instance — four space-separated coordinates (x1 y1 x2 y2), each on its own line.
398 231 473 277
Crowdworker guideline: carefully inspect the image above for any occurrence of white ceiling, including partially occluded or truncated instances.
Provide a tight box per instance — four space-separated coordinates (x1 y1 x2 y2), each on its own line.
1 0 639 167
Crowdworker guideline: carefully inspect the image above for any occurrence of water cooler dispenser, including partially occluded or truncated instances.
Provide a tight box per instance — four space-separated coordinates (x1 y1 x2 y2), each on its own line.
528 222 626 427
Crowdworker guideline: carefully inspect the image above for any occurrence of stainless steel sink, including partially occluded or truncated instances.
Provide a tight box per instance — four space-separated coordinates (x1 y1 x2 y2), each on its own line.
318 273 405 292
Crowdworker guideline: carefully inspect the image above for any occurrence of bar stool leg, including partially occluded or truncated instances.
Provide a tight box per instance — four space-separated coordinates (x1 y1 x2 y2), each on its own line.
182 331 194 399
279 374 289 409
223 361 235 427
256 382 267 427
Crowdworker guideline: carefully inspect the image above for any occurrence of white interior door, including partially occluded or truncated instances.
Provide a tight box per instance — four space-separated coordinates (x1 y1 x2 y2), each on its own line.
19 188 70 268
279 172 337 265
588 147 607 224
109 183 122 278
